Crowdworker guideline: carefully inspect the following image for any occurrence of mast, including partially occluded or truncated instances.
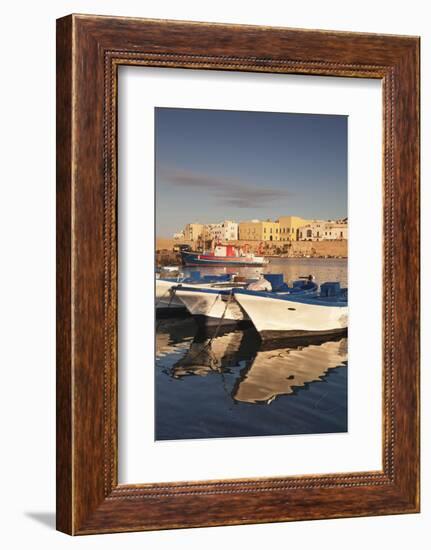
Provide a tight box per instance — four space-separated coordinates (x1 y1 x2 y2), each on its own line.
203 224 206 253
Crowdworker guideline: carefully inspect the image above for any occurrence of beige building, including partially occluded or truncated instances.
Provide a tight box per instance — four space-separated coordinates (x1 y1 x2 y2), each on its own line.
183 223 204 242
207 220 238 241
238 219 280 241
278 216 311 241
298 220 348 241
323 221 348 240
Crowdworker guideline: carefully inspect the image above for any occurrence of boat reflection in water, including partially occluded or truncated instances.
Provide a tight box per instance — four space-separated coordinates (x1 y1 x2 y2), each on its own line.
160 322 347 405
233 337 347 405
170 329 244 378
155 318 348 440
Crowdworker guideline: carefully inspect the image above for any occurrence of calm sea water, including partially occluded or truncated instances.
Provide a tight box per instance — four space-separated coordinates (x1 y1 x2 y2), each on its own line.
155 257 348 441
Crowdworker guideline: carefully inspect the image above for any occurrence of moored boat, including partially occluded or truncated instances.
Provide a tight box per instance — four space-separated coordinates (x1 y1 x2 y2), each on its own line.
156 271 232 312
181 243 268 267
233 282 348 339
173 286 248 325
173 275 318 327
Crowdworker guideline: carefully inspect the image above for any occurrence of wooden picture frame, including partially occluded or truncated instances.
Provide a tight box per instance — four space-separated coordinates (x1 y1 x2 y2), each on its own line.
56 14 420 535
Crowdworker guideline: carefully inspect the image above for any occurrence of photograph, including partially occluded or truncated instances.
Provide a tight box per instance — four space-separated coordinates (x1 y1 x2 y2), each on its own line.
0 1 421 543
155 107 349 441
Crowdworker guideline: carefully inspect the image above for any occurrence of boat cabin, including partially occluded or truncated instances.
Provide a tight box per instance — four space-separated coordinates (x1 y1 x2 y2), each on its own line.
213 244 239 257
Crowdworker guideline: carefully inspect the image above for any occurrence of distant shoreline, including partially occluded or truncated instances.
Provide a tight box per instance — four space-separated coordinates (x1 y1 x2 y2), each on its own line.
156 238 347 267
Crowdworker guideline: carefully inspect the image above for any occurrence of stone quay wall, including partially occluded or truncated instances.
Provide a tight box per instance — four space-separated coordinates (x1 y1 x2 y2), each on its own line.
156 238 347 267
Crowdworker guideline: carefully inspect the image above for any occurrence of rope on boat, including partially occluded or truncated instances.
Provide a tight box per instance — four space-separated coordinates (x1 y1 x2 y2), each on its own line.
206 290 234 347
158 285 235 375
173 290 234 368
155 273 186 308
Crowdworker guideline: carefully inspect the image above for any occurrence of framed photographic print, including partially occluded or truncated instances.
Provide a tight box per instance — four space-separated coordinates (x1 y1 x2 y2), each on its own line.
56 14 420 534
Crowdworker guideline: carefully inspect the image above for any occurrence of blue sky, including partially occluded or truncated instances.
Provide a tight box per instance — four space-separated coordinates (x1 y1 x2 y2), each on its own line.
155 107 347 237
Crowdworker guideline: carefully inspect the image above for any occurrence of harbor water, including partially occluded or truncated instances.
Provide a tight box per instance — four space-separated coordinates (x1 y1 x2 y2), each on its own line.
155 257 348 441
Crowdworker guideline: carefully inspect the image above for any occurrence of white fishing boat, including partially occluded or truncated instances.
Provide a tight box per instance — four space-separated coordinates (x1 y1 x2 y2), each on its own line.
173 275 318 326
233 282 348 339
156 278 187 310
156 271 233 312
173 286 248 325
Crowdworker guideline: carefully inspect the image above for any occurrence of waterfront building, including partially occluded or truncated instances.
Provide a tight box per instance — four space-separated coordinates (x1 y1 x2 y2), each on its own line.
278 216 311 241
183 223 204 242
323 221 348 240
179 216 347 244
207 220 238 241
298 220 325 241
238 219 280 241
298 220 348 241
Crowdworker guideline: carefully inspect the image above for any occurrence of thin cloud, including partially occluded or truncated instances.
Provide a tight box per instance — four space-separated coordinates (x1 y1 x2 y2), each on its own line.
158 168 290 209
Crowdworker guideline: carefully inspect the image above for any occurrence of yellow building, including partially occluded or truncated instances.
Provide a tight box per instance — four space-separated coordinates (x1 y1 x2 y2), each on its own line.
278 216 311 241
238 219 280 241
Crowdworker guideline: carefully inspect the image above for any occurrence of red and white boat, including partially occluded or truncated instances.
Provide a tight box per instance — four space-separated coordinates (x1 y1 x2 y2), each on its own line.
180 243 268 267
